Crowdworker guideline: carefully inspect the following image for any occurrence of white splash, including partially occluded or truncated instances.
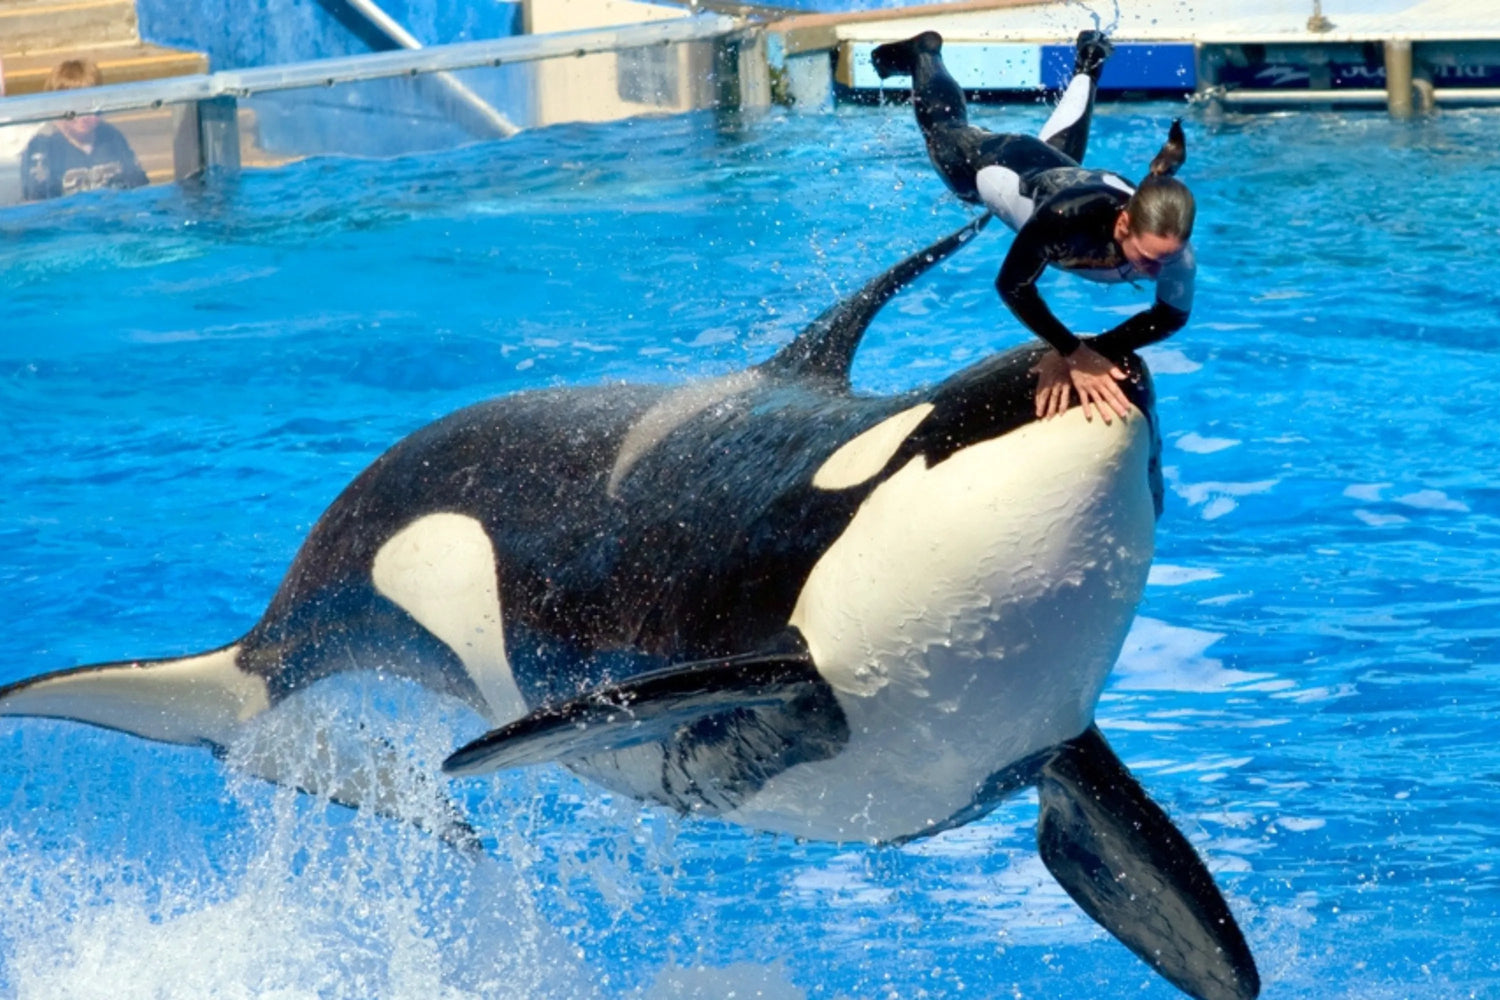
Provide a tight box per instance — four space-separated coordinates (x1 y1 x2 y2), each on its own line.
0 683 598 1000
1139 345 1202 374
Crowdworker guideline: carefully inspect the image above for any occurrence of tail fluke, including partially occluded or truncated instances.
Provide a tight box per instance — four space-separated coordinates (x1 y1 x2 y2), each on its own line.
0 644 269 750
2 647 479 848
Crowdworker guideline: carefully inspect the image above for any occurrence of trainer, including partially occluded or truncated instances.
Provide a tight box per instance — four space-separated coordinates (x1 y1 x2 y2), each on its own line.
873 30 1196 423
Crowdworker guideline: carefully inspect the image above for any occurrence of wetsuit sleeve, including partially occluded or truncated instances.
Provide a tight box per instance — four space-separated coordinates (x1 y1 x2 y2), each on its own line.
1087 302 1188 356
1088 243 1196 357
996 217 1083 355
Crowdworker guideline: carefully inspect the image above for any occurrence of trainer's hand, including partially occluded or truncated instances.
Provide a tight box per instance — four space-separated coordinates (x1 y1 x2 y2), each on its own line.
1030 349 1073 419
1064 344 1131 424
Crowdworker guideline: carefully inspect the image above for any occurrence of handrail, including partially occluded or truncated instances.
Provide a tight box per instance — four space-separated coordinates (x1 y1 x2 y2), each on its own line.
339 0 519 138
0 14 744 127
1200 85 1500 106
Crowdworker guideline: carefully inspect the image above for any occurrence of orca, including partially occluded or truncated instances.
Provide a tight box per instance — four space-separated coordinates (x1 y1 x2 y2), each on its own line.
0 216 1257 1000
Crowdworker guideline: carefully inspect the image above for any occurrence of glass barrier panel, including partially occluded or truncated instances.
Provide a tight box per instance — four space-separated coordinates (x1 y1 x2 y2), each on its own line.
0 34 727 206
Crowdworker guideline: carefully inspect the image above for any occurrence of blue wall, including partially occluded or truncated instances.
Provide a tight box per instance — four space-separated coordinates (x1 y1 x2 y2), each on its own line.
136 0 523 71
134 0 529 157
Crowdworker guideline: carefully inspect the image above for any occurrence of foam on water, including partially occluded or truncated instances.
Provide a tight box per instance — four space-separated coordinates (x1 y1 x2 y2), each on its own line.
0 683 596 999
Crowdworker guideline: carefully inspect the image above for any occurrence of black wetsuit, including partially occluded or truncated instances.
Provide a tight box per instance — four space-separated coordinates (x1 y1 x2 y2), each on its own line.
878 32 1195 359
993 172 1195 358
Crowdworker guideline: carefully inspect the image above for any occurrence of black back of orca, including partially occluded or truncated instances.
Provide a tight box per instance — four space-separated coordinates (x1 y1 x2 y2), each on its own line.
235 215 1017 700
241 341 1159 695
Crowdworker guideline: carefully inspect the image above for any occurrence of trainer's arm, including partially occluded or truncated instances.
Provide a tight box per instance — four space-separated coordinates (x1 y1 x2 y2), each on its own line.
1089 244 1196 357
1087 301 1188 356
995 222 1083 355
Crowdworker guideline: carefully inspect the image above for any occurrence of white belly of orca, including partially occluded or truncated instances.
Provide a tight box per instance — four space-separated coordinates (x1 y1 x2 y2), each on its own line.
731 406 1156 843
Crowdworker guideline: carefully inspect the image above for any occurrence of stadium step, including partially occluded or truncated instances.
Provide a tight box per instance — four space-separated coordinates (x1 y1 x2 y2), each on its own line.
2 41 208 95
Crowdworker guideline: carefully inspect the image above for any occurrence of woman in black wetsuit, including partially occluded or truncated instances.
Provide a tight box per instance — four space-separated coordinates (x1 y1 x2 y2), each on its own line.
873 30 1196 424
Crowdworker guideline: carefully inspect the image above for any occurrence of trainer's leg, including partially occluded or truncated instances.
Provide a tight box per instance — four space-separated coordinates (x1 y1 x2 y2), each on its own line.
872 31 967 132
974 162 1032 231
971 136 1077 231
873 31 992 201
1038 30 1113 164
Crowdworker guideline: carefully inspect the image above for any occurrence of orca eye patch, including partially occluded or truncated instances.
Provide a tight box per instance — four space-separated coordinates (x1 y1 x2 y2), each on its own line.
812 404 933 490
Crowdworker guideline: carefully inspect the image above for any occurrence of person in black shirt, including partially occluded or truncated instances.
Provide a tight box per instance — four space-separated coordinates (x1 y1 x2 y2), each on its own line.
873 31 1196 423
22 59 148 202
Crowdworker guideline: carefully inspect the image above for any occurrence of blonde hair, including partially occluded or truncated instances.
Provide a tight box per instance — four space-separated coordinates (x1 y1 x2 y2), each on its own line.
45 59 104 92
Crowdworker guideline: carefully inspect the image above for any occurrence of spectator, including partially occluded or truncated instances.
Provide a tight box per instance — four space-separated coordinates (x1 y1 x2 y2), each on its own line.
22 58 148 201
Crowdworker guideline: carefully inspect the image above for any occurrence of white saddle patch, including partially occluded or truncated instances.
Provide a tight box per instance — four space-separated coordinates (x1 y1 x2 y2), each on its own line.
813 403 933 491
608 371 762 497
372 512 526 726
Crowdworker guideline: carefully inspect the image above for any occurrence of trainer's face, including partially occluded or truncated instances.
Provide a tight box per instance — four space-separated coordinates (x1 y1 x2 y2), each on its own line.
1115 211 1183 277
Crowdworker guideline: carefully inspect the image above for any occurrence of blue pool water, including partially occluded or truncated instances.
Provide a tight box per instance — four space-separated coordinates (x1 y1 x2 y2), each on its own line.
2 101 1499 999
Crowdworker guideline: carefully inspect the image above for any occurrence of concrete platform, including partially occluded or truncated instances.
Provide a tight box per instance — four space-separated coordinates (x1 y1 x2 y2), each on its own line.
762 0 1500 110
815 0 1497 46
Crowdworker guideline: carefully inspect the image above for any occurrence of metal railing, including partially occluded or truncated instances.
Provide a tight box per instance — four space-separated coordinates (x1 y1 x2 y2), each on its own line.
337 0 519 138
1199 85 1500 108
0 14 744 129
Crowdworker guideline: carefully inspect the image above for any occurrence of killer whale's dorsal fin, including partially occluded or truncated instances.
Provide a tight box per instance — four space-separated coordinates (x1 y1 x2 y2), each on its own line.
759 214 991 388
443 645 832 776
1037 726 1260 1000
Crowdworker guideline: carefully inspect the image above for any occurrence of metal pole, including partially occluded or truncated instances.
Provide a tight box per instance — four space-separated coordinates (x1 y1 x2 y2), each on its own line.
1385 39 1414 118
1209 86 1500 107
0 19 749 129
341 0 521 138
198 95 242 174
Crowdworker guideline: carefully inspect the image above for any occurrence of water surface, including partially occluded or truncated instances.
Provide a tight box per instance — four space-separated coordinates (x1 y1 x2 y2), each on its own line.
2 102 1498 998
